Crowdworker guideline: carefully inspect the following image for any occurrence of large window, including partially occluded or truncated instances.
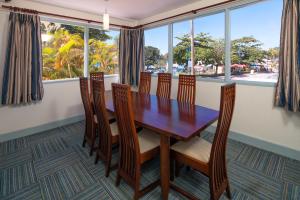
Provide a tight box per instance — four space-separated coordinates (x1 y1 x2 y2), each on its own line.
230 0 282 82
193 12 225 79
41 21 119 80
144 26 168 73
89 28 119 75
143 0 282 84
41 22 84 80
173 20 192 75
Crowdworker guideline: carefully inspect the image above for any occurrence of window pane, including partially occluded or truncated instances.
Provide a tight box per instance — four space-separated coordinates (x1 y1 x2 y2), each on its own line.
144 26 168 73
41 21 84 80
193 12 225 79
88 28 119 75
230 0 282 82
173 20 191 75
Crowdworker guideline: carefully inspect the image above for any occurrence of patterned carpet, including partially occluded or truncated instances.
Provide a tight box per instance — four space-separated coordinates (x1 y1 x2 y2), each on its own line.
0 121 299 200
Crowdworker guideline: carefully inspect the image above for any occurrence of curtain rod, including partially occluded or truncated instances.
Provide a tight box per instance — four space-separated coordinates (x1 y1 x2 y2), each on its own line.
2 0 238 29
1 5 134 29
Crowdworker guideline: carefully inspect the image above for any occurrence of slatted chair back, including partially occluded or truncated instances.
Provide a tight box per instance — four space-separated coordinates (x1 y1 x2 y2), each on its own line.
156 73 172 98
177 74 196 104
90 72 104 98
112 83 141 184
92 80 112 161
79 77 95 142
209 83 236 200
138 72 152 94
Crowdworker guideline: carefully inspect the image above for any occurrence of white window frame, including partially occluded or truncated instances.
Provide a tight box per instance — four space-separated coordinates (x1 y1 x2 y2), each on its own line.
143 0 280 87
40 16 120 83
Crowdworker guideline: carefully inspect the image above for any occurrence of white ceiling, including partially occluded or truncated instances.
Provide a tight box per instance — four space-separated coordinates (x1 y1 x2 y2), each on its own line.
29 0 197 20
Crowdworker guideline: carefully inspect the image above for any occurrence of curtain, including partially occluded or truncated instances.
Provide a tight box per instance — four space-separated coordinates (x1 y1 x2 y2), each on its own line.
1 12 44 105
119 28 144 86
275 0 300 112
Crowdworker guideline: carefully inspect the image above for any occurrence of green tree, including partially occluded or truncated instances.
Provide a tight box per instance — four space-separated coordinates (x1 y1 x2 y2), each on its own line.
231 36 264 65
173 34 192 66
89 39 118 74
61 24 111 41
144 46 161 68
53 29 84 78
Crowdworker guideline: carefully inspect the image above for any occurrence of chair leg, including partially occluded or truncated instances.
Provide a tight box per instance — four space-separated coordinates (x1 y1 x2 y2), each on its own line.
105 159 111 177
134 182 140 200
82 138 86 147
226 184 232 199
175 161 183 177
94 153 99 164
170 159 174 181
116 171 121 187
89 142 94 156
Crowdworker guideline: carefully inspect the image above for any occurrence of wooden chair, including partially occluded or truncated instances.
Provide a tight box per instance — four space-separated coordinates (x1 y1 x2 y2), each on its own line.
90 72 104 94
112 83 160 200
177 74 196 104
156 73 172 98
79 77 98 156
138 72 152 94
89 72 104 110
90 72 115 120
170 83 236 200
92 79 119 177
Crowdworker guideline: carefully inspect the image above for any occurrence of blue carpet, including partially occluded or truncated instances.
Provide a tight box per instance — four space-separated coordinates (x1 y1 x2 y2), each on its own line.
0 121 299 200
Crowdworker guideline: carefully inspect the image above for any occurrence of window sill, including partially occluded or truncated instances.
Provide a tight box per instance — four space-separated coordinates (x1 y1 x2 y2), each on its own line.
42 74 119 84
150 74 276 87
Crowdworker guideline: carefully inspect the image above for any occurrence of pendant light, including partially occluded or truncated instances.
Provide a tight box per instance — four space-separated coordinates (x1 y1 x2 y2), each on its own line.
103 0 110 30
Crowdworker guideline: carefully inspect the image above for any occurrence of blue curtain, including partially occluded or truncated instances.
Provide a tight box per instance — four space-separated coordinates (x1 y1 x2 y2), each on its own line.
275 0 300 112
1 12 44 105
119 29 144 86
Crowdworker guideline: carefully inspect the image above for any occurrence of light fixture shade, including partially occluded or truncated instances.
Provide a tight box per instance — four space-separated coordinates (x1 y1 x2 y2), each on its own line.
103 13 109 30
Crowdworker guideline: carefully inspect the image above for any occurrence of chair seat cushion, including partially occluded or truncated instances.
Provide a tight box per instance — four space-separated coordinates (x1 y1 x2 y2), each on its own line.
110 122 119 136
171 137 211 163
138 129 160 154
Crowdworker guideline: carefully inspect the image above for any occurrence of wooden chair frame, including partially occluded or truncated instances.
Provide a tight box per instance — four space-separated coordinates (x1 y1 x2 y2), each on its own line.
177 74 196 105
112 83 160 200
92 80 118 177
90 72 104 111
138 72 152 94
79 77 98 156
156 73 172 98
171 83 236 200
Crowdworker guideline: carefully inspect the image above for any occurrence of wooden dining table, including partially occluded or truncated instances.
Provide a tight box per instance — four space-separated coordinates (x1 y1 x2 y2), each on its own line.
105 91 219 199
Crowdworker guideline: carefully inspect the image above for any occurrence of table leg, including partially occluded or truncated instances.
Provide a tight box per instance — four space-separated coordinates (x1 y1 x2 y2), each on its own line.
160 135 170 200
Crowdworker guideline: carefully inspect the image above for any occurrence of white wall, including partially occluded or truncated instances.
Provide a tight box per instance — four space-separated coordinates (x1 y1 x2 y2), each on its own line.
150 77 300 153
0 77 119 135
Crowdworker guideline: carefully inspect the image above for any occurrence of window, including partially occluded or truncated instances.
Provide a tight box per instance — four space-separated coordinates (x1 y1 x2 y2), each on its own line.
173 20 192 75
89 28 119 75
230 0 282 82
193 12 225 79
144 26 168 73
41 21 84 80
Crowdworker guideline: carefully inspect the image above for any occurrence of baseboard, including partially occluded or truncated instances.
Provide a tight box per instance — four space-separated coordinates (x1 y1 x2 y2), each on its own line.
206 126 300 161
0 115 84 142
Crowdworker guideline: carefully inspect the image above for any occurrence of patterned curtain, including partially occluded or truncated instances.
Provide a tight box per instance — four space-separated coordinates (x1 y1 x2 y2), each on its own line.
119 28 144 86
275 0 300 112
1 12 44 105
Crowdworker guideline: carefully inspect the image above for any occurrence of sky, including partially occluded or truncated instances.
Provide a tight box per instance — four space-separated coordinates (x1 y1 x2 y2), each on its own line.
145 0 283 54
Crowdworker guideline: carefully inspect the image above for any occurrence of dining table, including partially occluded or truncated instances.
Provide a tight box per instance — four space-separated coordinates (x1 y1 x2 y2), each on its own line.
104 91 219 200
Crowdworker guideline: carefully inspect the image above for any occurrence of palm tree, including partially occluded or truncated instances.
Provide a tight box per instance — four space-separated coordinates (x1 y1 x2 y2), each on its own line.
89 39 118 74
